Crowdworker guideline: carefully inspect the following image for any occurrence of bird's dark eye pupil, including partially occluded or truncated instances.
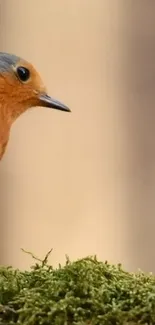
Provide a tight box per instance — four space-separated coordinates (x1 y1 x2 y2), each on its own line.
17 66 30 82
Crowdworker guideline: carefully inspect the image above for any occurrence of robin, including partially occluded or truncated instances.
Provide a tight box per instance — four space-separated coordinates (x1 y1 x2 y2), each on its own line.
0 52 70 160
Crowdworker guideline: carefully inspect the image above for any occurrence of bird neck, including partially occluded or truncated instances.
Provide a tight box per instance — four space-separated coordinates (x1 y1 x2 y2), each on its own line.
0 99 17 160
0 115 10 160
0 102 29 160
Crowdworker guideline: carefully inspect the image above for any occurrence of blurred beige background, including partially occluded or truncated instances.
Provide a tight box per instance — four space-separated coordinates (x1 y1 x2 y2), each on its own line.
0 0 155 272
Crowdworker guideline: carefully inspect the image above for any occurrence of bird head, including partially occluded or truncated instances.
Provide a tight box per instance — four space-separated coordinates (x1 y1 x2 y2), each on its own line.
0 52 71 159
0 52 70 123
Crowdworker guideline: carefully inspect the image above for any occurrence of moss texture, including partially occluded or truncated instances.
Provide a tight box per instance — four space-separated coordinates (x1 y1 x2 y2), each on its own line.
0 250 155 325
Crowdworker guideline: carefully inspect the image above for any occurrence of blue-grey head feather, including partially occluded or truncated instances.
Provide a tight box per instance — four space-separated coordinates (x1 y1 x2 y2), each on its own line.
0 52 20 73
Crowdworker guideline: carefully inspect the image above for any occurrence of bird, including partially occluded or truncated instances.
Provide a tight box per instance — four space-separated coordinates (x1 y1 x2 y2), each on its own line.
0 52 71 160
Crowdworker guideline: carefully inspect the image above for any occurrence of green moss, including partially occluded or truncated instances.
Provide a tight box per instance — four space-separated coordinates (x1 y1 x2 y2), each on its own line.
0 250 155 324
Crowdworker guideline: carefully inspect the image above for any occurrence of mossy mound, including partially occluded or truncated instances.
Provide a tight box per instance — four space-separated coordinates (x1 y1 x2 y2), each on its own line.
0 250 155 325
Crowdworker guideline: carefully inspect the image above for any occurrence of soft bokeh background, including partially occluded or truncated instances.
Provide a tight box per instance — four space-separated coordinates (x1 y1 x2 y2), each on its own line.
0 0 155 271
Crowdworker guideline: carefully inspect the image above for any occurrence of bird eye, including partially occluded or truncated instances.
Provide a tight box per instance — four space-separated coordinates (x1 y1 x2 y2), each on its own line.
16 66 30 82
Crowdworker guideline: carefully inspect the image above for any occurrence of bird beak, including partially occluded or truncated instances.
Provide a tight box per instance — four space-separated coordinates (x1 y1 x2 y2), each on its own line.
39 93 71 112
